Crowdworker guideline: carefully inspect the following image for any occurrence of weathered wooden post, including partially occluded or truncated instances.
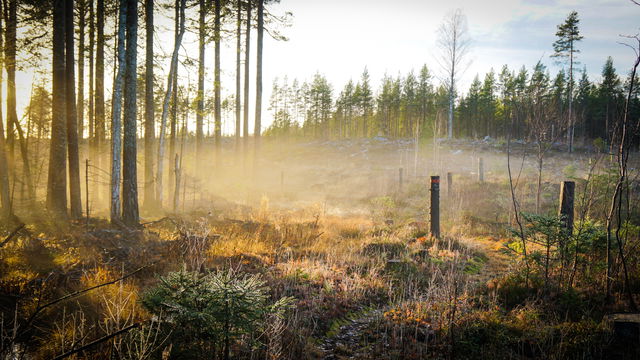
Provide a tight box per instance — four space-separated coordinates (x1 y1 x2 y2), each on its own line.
85 159 90 225
558 181 575 235
478 157 484 183
430 176 440 239
399 168 403 192
447 172 453 197
173 154 181 211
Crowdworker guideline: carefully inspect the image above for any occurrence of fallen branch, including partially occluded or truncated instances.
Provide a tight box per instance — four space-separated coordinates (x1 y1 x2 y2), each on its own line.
52 323 140 360
23 262 155 329
140 216 171 226
0 223 25 248
1 262 158 355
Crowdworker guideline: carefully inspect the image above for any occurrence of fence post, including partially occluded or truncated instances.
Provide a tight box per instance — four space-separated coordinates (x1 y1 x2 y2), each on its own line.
430 176 440 239
478 158 484 183
173 154 180 211
85 159 90 226
399 168 403 192
447 172 453 197
559 181 575 235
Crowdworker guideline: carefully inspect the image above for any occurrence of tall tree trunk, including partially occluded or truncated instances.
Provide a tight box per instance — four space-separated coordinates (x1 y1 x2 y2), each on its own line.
88 0 94 146
77 0 86 141
6 0 32 205
0 116 9 219
0 8 8 217
168 0 178 197
122 0 139 226
235 1 241 152
195 0 205 168
10 114 34 205
568 45 574 153
47 0 68 216
144 0 155 209
66 0 82 218
110 0 127 223
0 1 8 218
4 0 15 160
243 0 251 160
95 0 105 199
254 0 263 161
156 0 185 208
214 0 222 168
448 78 454 138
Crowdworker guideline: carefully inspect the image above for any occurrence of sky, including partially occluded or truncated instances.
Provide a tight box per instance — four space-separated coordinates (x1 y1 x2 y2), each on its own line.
261 0 639 91
254 0 640 133
11 0 640 135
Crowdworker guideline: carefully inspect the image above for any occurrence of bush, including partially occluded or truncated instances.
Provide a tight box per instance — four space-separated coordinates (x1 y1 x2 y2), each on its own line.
142 269 294 359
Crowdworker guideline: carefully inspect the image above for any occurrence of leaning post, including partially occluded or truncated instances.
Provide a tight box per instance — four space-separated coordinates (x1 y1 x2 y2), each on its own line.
558 181 575 236
430 175 440 239
85 159 90 226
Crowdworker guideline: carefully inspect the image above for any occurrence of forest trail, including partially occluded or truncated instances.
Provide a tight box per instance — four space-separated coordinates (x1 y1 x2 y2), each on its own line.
317 233 512 360
465 235 513 285
319 308 383 360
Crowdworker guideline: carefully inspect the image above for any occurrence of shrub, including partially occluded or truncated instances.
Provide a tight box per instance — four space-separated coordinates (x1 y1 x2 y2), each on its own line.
142 269 294 359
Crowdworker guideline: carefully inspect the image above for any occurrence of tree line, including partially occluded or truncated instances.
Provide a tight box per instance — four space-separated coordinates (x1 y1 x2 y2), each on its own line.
264 10 639 153
264 58 639 146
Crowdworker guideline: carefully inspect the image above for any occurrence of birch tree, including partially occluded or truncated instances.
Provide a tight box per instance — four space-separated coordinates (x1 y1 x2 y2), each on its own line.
214 0 222 167
243 0 251 157
436 9 470 139
156 0 186 208
195 0 206 167
254 0 264 160
144 0 155 209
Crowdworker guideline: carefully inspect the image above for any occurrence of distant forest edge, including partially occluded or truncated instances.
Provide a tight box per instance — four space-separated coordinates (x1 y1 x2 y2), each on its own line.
263 9 640 151
265 58 640 149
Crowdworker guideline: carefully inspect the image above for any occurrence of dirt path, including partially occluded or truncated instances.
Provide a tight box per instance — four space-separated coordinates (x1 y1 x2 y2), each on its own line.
319 309 382 360
318 235 512 360
468 235 513 285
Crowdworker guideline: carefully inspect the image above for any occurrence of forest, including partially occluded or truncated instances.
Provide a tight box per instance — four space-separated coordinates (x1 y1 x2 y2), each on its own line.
1 0 640 359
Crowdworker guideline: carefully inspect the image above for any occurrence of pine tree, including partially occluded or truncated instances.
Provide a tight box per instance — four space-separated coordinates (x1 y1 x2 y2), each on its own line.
599 57 621 142
47 0 68 216
552 10 583 152
122 0 139 226
144 0 155 209
359 68 373 137
110 0 127 223
65 0 82 218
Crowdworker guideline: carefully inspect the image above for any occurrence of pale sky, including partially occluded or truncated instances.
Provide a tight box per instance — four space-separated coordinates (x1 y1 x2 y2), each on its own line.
12 0 640 135
261 0 639 92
